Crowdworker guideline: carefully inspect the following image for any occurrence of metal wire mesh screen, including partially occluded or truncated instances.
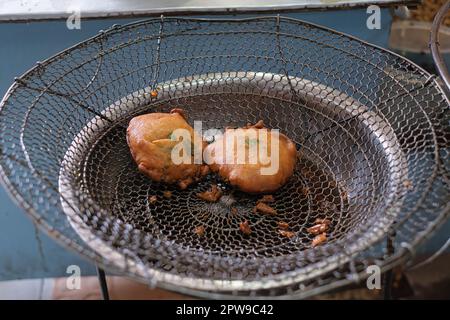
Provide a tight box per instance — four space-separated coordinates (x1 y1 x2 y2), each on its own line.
0 17 448 298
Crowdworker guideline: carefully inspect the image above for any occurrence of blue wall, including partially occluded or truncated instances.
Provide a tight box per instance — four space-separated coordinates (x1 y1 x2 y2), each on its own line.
0 9 447 281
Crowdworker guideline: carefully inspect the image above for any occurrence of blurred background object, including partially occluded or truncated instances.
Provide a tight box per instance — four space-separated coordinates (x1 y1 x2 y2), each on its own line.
389 0 450 74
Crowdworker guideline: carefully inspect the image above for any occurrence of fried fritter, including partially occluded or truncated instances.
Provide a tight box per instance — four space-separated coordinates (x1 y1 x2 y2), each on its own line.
204 121 297 193
127 108 209 189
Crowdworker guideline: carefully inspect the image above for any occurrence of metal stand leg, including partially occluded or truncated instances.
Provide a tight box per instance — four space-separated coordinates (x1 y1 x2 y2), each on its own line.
383 232 395 300
96 266 110 300
383 269 393 300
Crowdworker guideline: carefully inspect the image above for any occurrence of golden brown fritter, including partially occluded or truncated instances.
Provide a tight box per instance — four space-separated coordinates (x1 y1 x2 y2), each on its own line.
127 108 209 189
204 121 297 193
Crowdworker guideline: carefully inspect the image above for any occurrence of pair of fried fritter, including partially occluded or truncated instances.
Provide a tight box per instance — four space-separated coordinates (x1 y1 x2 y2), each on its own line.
127 109 297 193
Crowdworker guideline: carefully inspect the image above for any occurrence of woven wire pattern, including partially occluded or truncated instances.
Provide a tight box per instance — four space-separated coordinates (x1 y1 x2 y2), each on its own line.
0 17 448 298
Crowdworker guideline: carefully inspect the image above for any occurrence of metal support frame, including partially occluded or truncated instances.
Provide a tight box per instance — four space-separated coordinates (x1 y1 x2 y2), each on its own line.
383 231 396 300
96 266 110 300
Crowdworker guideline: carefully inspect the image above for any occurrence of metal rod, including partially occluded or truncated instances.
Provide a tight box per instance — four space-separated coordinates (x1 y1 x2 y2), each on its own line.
408 237 450 271
383 269 394 300
383 232 395 300
96 266 110 300
430 0 450 98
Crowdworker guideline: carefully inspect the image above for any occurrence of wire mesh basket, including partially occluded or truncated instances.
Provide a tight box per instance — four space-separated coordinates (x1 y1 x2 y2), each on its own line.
0 16 448 299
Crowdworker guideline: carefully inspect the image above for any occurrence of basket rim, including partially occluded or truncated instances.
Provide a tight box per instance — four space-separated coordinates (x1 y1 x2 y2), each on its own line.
57 72 406 292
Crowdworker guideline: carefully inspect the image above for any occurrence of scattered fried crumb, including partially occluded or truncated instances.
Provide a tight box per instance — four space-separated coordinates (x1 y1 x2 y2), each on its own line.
403 179 413 190
308 218 331 237
197 184 222 202
150 90 158 98
178 178 192 190
312 233 327 247
257 195 275 204
277 221 290 230
307 223 328 235
194 225 205 236
279 229 295 238
314 218 331 226
231 207 238 215
245 120 265 129
148 195 158 204
341 190 348 202
163 190 172 199
253 202 277 215
300 186 310 196
329 180 337 188
239 220 251 235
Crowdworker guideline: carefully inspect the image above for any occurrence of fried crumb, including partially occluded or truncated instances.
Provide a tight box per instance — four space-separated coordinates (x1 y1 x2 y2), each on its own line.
194 225 205 236
239 220 251 235
197 184 222 202
312 233 327 247
403 179 413 190
300 186 310 196
341 190 348 202
278 229 295 238
253 202 277 215
150 90 158 98
231 207 238 215
277 221 290 230
178 179 191 190
314 218 331 226
257 195 275 204
148 195 157 204
307 223 328 235
245 120 265 129
163 190 172 199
